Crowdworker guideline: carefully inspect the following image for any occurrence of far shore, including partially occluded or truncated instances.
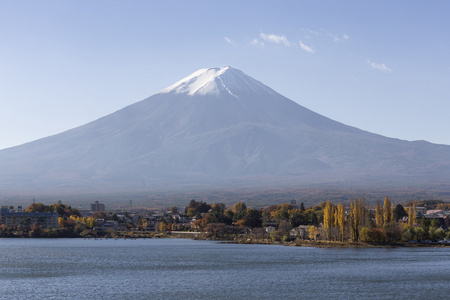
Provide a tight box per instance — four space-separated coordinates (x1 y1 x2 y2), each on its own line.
166 231 449 248
1 231 449 248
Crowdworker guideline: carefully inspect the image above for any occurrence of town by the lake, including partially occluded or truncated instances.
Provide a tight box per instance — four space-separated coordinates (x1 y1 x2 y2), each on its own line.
1 198 449 247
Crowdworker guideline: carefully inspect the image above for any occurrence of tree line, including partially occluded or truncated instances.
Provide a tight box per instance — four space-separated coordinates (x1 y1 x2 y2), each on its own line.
1 198 449 243
183 197 450 244
0 203 101 238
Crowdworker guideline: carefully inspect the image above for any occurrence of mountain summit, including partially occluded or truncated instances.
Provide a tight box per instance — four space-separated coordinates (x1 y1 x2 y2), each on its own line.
159 66 278 98
1 67 450 196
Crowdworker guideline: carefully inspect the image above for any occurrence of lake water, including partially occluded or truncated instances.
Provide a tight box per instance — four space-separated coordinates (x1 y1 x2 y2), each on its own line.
0 238 449 299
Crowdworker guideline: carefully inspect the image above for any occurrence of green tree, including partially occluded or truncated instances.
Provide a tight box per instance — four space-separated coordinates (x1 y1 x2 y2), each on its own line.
187 200 211 214
289 210 307 227
360 227 387 243
211 203 226 213
244 209 262 228
393 204 407 221
187 207 201 219
299 202 305 212
429 227 445 240
92 211 107 220
384 221 401 242
305 210 319 226
401 225 415 242
169 206 179 214
430 218 440 229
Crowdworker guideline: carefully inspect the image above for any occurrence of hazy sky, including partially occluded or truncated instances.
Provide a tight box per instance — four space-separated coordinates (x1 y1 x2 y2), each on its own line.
1 1 449 150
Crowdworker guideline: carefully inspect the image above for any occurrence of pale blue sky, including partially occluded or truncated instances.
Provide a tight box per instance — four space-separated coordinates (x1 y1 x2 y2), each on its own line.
1 1 449 149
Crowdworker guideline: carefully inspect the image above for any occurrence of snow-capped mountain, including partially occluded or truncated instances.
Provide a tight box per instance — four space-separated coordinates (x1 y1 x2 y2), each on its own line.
1 66 450 196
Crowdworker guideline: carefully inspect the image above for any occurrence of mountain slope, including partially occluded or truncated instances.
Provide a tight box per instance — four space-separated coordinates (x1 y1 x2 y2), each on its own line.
1 66 450 195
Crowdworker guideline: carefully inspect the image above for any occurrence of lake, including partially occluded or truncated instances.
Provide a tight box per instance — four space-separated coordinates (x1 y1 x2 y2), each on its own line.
0 238 449 299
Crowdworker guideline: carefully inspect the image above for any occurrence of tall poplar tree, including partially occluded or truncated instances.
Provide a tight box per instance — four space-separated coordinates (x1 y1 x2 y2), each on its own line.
408 203 417 227
336 203 345 242
323 201 334 240
360 197 368 228
375 200 383 227
350 200 360 242
383 196 393 226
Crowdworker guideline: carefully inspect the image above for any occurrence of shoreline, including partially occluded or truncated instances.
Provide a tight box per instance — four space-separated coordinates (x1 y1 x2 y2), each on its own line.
217 239 450 248
166 232 450 248
1 231 449 248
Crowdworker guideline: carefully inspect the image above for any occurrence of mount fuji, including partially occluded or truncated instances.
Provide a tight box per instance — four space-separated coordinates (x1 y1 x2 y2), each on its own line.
1 66 450 197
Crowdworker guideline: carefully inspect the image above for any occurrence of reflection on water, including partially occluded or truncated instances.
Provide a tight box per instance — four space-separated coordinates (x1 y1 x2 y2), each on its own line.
0 238 449 299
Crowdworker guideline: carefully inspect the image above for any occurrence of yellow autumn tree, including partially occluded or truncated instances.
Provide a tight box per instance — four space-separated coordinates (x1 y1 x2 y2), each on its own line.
323 201 334 240
349 198 371 242
158 220 167 233
58 217 65 229
408 203 417 227
350 200 360 242
232 202 248 222
375 201 383 227
86 217 96 228
383 196 393 226
141 219 148 231
308 225 318 240
336 203 345 242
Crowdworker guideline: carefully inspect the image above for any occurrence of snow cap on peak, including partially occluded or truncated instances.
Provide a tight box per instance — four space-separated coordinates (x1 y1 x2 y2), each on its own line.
159 66 276 98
